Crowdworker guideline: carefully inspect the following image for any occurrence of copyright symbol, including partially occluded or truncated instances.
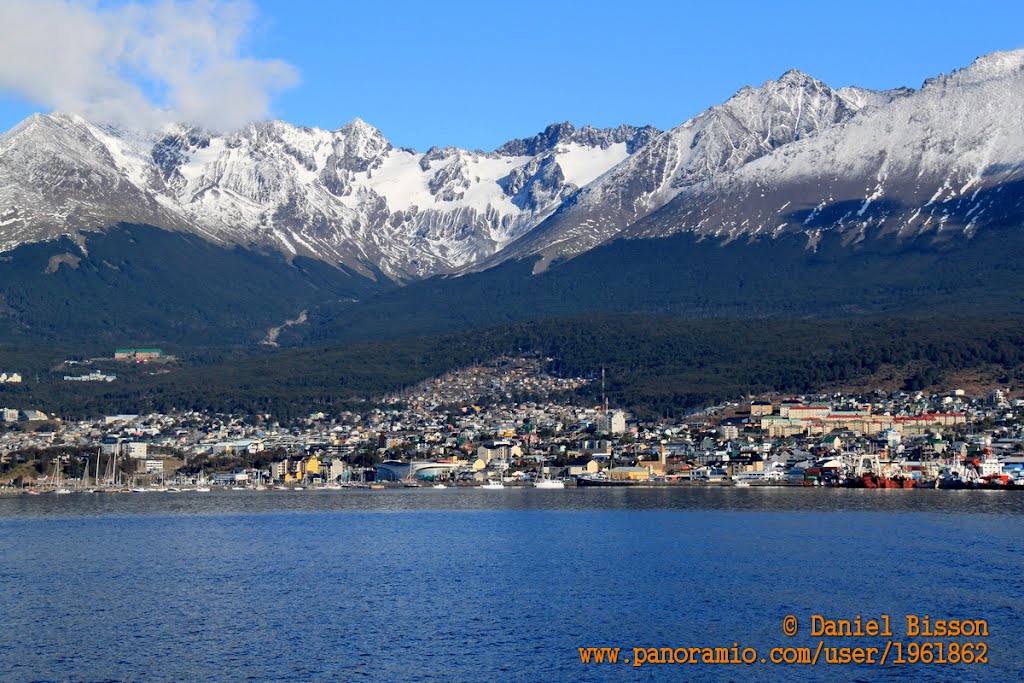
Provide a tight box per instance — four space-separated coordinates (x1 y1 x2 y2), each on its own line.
782 615 798 637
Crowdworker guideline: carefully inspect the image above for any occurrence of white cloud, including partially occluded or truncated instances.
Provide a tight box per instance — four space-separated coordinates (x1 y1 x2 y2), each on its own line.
0 0 299 131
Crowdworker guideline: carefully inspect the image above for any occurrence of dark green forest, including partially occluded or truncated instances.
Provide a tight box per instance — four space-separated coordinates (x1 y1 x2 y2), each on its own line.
0 224 387 346
3 223 1024 422
4 315 1024 421
286 224 1024 345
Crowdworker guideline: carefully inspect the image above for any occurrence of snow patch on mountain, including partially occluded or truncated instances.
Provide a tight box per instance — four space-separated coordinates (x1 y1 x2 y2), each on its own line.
554 142 630 188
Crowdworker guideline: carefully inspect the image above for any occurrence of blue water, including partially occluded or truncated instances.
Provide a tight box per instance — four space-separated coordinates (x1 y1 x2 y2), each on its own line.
0 488 1021 682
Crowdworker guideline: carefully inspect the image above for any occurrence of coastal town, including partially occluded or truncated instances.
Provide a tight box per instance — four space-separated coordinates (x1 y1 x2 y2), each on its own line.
2 356 1024 493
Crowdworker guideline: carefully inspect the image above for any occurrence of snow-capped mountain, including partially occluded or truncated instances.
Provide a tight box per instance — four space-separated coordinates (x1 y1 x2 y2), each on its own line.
621 50 1024 248
483 70 909 271
0 115 657 280
488 50 1024 269
3 49 1024 292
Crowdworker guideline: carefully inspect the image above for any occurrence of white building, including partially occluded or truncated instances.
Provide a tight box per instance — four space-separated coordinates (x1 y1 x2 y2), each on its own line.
267 461 288 480
601 410 627 435
477 440 520 463
101 442 148 459
63 371 116 382
718 425 739 440
141 458 164 474
880 429 901 447
104 415 140 424
329 458 349 482
212 439 264 455
122 442 148 459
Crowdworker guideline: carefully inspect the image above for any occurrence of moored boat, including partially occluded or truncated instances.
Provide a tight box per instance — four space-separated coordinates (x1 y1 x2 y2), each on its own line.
575 473 650 487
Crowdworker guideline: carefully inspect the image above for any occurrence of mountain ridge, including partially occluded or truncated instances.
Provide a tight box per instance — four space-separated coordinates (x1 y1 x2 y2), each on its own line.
481 49 1024 271
3 50 1024 346
0 112 663 281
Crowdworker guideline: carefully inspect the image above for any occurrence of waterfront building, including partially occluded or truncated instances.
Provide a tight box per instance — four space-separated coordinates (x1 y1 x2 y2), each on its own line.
329 458 349 482
267 461 288 480
375 460 461 481
606 466 650 481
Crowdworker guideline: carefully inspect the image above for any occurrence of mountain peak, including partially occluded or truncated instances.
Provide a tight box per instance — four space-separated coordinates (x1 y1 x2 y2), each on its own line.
0 110 99 149
959 49 1024 82
337 117 382 136
777 68 814 83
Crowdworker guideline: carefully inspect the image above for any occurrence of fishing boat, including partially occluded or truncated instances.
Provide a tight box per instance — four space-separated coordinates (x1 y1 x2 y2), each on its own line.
534 477 565 489
937 462 981 489
479 479 505 489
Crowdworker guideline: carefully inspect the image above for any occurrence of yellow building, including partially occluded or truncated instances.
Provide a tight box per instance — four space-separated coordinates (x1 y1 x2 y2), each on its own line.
607 466 650 481
637 460 669 476
303 455 321 478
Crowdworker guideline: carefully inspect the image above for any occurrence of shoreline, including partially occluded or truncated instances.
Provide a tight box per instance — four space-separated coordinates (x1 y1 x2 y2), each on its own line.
3 480 1022 496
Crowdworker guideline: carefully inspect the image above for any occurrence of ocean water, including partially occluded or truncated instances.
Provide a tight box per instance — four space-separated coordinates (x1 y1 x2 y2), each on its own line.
0 488 1021 682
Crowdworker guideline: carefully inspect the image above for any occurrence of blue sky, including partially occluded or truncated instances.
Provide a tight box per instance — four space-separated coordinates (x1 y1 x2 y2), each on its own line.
1 0 1022 150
